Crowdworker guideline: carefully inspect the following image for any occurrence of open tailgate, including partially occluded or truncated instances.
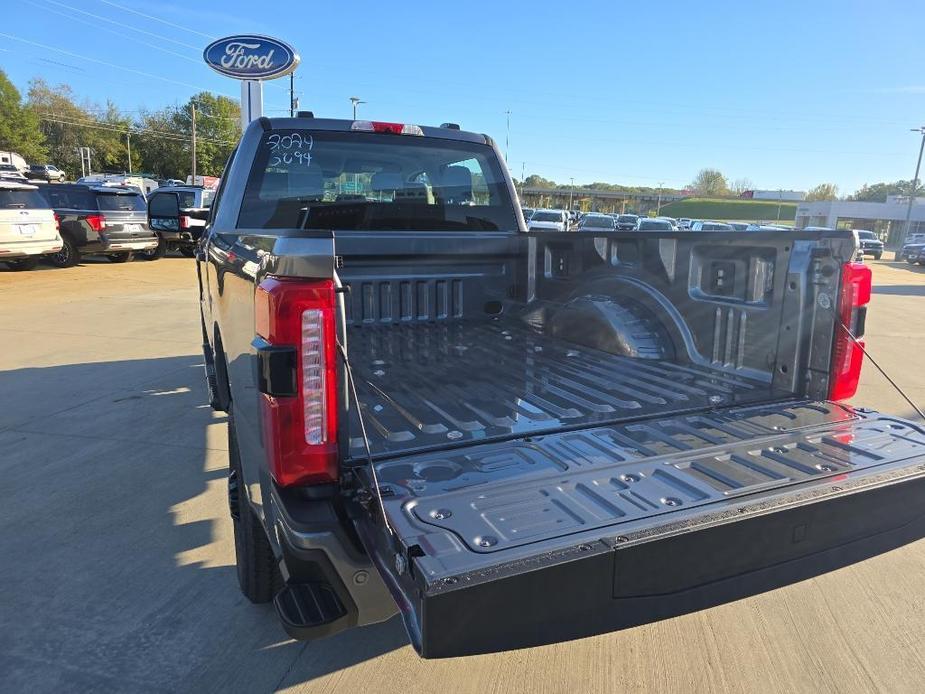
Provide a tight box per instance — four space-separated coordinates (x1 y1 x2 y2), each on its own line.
353 401 925 657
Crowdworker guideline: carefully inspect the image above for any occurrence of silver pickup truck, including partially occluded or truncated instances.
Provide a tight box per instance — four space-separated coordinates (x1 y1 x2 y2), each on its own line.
173 115 925 658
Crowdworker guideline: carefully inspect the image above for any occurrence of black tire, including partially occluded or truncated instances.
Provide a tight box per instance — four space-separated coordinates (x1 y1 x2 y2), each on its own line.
873 253 882 260
179 246 196 258
48 236 80 268
908 258 917 265
228 413 281 603
139 238 167 261
108 252 133 263
7 257 39 271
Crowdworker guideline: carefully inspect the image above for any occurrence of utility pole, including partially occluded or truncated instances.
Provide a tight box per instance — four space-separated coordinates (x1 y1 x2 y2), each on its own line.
126 132 132 174
568 177 574 212
901 126 925 249
191 104 197 183
290 72 296 117
657 181 665 215
505 110 511 163
777 188 783 222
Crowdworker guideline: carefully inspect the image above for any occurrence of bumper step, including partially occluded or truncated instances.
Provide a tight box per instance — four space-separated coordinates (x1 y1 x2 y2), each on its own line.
273 582 350 641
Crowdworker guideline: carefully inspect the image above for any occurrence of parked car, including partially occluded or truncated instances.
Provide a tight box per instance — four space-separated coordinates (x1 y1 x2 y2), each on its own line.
728 222 749 232
0 164 29 183
898 233 925 263
147 185 215 257
657 216 679 229
36 183 158 266
185 115 925 659
691 220 734 231
636 218 674 231
527 208 568 232
577 213 616 231
0 181 62 270
615 214 638 230
26 164 66 182
678 217 692 229
746 224 792 232
853 229 883 260
521 207 534 222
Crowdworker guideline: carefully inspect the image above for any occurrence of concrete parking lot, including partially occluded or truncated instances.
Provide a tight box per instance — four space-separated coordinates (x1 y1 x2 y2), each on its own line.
1 256 924 694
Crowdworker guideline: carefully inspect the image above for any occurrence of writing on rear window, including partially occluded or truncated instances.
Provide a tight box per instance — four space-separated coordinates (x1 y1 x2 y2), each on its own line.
267 132 313 167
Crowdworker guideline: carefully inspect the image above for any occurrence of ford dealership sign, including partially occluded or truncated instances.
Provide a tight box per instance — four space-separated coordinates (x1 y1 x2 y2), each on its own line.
203 35 300 80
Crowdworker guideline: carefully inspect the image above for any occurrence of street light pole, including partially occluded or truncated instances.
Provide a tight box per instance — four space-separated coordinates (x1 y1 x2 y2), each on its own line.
568 177 574 212
191 104 197 183
505 110 510 163
350 96 365 120
901 126 925 248
126 132 132 174
657 181 665 215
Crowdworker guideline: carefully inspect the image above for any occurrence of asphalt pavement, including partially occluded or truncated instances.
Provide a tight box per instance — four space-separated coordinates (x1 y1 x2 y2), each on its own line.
1 256 924 694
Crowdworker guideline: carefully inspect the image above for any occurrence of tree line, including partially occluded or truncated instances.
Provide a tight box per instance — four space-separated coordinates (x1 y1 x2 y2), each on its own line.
0 69 239 179
524 167 921 203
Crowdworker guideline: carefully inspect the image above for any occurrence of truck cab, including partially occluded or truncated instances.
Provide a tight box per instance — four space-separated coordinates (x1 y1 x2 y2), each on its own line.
184 115 925 658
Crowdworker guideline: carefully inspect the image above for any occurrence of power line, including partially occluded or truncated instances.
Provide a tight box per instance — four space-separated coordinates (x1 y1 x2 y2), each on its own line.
23 0 202 65
44 0 202 50
97 0 218 39
37 114 236 145
0 32 237 97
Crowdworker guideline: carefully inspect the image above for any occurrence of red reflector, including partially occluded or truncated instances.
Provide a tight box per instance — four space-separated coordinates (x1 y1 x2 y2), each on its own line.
86 214 106 232
829 262 872 401
255 277 338 487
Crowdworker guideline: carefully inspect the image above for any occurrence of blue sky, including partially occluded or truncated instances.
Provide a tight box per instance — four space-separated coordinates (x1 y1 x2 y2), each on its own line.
2 0 924 193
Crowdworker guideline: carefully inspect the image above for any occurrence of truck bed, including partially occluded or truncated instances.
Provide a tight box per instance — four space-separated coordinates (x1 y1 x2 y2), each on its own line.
346 318 776 459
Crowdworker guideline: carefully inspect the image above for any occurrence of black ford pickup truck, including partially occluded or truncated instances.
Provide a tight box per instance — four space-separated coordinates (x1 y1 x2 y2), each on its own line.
183 115 925 658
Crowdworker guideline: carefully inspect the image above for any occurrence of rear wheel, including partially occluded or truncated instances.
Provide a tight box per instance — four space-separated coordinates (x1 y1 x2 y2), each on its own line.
228 413 281 603
179 246 196 258
872 253 882 260
6 257 39 271
108 252 133 263
139 238 167 261
48 236 80 268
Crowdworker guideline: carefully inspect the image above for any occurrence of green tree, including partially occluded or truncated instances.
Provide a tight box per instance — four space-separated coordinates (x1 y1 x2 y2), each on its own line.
27 78 130 178
0 69 46 163
689 168 729 197
523 174 556 188
805 183 839 201
849 180 921 202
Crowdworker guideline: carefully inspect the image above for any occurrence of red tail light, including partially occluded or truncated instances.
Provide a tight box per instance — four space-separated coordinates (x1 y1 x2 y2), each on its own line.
351 120 425 136
179 215 191 230
86 214 106 232
255 277 338 487
829 262 872 401
53 212 60 231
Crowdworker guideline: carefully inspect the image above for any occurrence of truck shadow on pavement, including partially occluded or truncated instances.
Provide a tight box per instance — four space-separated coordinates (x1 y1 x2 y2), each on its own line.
0 355 406 693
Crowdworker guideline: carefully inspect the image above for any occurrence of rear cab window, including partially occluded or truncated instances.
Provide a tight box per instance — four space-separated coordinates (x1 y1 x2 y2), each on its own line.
0 189 50 209
238 130 517 231
96 193 147 212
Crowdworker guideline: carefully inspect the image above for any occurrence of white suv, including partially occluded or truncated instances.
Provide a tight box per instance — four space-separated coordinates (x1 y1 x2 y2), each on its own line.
527 209 569 232
0 182 62 270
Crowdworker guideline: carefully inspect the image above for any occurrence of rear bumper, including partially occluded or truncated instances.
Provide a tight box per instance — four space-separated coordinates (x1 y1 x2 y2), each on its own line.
268 486 398 637
80 237 159 254
0 238 63 258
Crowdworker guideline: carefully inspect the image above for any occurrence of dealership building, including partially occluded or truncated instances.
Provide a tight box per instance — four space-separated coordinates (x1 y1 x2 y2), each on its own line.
795 195 925 247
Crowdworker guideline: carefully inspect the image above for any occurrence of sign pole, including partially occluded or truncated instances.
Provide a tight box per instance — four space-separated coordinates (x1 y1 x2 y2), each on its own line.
240 80 264 132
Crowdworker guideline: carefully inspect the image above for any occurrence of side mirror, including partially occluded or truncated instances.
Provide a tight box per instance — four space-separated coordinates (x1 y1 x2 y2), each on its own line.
148 192 181 232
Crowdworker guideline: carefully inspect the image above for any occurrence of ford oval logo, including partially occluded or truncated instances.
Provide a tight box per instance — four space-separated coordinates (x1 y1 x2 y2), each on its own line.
203 35 300 80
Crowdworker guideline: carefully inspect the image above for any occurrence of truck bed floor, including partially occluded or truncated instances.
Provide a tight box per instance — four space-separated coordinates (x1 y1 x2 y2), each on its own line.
346 318 774 458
